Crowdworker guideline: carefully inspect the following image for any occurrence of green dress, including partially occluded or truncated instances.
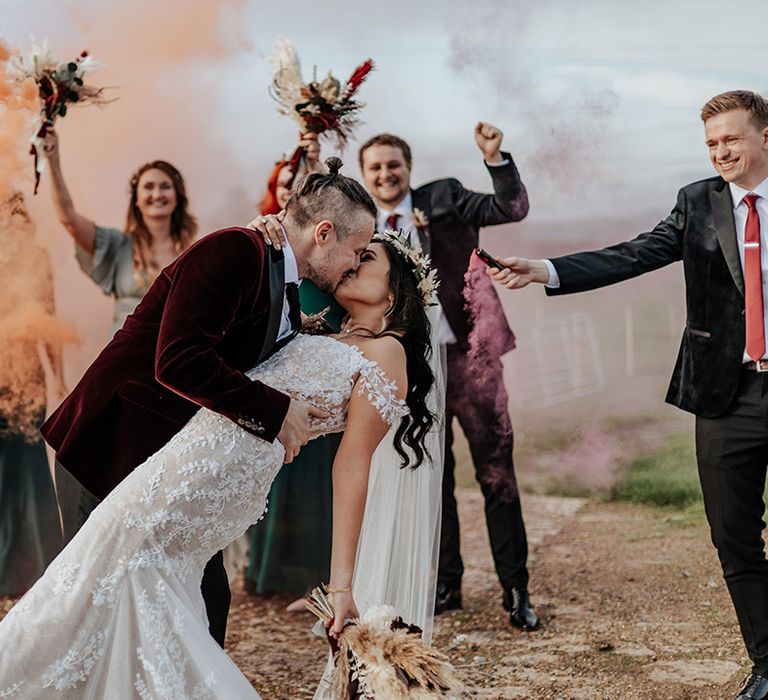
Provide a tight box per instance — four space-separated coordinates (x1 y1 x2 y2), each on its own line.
245 282 344 595
0 230 63 596
0 410 62 597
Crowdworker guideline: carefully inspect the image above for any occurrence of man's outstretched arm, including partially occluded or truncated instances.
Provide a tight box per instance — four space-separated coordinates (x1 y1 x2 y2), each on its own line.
487 188 688 294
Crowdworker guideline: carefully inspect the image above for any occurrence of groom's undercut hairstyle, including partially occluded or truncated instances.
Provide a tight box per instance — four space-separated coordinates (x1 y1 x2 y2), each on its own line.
285 157 376 239
358 133 413 168
700 90 768 128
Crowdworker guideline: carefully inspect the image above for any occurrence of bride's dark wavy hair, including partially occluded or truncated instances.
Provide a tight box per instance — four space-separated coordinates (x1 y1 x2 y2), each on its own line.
302 239 437 468
375 239 436 469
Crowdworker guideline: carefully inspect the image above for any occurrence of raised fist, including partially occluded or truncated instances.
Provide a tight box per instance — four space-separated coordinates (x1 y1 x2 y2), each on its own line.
474 122 503 163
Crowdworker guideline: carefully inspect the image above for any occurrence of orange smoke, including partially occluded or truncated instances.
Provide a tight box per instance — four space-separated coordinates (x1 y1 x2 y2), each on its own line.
0 194 78 440
0 40 38 200
9 2 262 381
69 0 251 63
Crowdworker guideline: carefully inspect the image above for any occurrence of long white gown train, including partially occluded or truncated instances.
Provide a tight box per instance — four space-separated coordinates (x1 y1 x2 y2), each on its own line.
0 335 407 699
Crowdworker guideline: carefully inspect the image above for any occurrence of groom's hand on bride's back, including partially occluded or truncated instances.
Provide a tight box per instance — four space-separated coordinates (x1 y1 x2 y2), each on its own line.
277 399 329 463
486 256 551 289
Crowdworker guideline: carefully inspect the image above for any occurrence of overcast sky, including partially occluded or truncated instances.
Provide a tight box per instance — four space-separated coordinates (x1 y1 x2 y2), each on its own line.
3 0 766 377
4 0 768 231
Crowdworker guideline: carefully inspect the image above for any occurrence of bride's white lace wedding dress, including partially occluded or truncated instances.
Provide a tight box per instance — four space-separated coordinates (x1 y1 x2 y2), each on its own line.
0 334 407 699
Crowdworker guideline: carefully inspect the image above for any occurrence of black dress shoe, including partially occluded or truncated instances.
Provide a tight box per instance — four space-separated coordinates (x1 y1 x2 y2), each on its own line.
434 582 462 615
502 587 540 631
737 674 768 699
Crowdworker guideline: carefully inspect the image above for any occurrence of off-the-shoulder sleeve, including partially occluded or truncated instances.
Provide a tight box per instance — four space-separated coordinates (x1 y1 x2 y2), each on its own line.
356 359 409 425
75 226 130 295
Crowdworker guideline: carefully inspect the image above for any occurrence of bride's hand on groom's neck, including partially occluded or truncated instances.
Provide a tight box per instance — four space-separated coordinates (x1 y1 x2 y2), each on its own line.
246 211 287 250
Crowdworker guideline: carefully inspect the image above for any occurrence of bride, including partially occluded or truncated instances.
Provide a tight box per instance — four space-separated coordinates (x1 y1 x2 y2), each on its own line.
0 229 441 699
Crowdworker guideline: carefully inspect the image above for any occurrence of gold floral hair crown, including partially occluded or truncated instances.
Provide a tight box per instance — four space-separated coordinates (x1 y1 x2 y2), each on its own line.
372 229 440 306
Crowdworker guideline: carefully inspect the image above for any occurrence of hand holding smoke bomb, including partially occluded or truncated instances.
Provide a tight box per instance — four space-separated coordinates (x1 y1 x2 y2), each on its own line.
473 247 506 270
481 252 551 290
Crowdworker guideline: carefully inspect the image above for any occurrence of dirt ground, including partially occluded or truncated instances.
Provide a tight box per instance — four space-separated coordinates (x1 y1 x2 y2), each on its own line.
0 489 747 700
0 481 752 699
217 489 749 699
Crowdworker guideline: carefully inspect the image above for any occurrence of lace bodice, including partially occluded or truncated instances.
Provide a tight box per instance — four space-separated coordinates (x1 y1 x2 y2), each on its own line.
0 334 408 699
247 334 408 435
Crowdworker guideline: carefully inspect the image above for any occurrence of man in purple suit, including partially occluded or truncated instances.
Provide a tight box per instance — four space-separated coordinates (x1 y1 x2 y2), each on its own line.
42 161 375 646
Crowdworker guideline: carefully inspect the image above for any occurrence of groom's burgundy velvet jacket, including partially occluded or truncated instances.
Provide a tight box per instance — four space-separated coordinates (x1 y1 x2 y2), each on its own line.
41 227 291 499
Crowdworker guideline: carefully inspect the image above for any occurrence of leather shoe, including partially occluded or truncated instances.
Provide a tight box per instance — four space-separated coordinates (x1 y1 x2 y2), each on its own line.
737 674 768 699
502 587 540 631
434 582 462 615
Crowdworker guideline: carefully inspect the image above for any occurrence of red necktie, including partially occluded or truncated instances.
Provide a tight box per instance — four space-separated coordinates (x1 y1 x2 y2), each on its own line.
386 213 399 230
744 194 764 362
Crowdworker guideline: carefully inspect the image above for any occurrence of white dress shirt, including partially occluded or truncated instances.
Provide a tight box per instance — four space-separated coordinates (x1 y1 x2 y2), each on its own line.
277 237 300 342
729 177 768 362
543 177 768 362
377 193 458 345
375 160 509 346
377 191 420 241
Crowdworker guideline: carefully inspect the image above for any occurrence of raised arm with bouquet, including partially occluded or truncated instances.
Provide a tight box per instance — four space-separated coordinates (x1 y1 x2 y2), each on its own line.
269 38 373 186
10 39 112 193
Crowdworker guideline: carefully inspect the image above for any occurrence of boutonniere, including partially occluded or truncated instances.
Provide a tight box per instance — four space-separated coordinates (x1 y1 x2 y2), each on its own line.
412 207 429 233
301 307 333 335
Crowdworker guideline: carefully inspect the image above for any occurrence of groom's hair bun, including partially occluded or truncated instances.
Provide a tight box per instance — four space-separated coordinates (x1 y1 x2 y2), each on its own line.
285 157 375 239
325 157 343 176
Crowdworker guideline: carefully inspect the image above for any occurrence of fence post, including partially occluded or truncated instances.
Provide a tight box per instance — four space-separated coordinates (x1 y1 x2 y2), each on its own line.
625 304 635 377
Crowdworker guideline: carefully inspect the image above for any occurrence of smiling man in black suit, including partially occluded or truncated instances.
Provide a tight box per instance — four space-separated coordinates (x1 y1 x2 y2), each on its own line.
359 124 538 630
488 90 768 700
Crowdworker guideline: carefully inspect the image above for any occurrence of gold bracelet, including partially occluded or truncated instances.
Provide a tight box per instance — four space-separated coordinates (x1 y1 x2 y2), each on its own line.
325 584 352 594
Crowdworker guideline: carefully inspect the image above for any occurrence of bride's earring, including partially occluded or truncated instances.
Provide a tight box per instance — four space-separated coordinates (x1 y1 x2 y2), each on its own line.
385 297 395 317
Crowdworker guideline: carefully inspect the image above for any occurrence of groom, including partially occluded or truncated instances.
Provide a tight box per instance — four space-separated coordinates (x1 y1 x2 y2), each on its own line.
488 91 768 700
42 164 376 646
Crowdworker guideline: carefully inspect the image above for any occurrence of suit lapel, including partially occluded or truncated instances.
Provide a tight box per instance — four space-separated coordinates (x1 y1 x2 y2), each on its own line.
411 187 432 255
257 245 286 363
710 180 744 296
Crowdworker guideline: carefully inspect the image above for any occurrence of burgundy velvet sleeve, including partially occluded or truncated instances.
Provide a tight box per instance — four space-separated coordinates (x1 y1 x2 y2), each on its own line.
154 229 290 442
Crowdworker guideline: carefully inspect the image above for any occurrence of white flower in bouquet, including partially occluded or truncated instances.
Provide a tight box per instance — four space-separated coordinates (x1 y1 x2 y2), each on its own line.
304 587 468 698
361 605 399 631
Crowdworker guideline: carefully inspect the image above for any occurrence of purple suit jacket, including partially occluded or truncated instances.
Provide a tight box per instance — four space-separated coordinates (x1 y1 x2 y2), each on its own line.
42 227 291 499
412 151 529 354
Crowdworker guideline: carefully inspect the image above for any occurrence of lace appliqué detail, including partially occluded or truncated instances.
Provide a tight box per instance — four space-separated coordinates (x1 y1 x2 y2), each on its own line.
52 562 79 596
355 356 409 425
133 582 216 700
0 334 406 697
0 682 23 697
41 631 106 690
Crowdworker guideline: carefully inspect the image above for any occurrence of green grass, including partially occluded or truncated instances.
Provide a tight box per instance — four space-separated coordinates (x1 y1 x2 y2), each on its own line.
658 500 708 527
610 434 701 507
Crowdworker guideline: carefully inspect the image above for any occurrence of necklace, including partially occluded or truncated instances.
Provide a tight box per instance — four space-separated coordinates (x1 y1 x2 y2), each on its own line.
341 323 375 336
